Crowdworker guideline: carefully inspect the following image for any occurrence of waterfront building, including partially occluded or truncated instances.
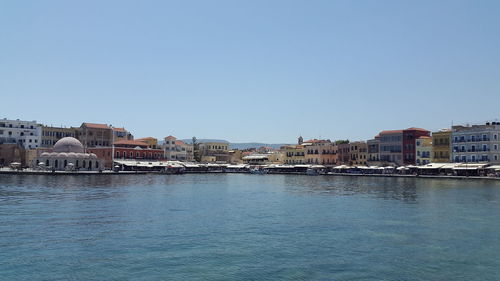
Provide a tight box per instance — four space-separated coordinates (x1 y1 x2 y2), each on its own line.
163 136 194 162
76 123 113 148
367 137 380 164
37 137 103 171
379 130 403 166
336 142 350 165
242 152 283 165
451 122 500 164
349 141 368 166
0 144 24 167
377 127 431 166
198 141 230 163
113 127 134 141
24 149 39 168
90 139 164 168
303 139 337 166
282 145 307 164
403 128 431 165
431 129 451 163
416 136 432 165
41 126 78 148
0 118 42 150
228 149 244 164
136 137 158 149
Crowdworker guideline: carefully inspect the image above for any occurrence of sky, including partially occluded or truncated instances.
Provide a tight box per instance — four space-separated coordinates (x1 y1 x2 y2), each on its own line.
1 0 499 143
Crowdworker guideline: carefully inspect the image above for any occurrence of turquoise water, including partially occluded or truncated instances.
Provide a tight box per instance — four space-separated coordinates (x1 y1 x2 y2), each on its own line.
1 174 500 281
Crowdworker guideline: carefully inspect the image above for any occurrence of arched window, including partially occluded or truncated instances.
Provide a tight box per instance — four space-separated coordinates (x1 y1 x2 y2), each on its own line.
46 159 49 166
95 161 99 169
76 160 79 167
83 160 86 168
89 161 92 169
54 160 58 168
64 160 67 167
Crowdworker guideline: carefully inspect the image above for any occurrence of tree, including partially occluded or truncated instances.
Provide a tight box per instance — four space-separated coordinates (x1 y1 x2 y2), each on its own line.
192 136 201 162
335 139 350 145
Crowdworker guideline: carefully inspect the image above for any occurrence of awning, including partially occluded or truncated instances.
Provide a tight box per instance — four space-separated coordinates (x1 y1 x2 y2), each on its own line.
227 164 247 168
418 163 445 169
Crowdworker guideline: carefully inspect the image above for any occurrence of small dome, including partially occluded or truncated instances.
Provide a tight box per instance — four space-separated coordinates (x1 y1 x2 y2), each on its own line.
40 152 50 157
89 153 97 159
67 152 77 158
49 152 58 157
53 137 84 153
58 152 68 158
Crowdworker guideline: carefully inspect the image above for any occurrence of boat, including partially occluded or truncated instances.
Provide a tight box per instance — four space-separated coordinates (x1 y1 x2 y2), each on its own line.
249 167 267 174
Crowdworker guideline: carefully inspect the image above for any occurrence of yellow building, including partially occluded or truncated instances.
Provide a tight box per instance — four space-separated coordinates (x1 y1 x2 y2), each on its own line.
432 129 451 163
282 145 306 164
198 142 230 163
416 136 432 165
349 141 368 166
136 137 158 149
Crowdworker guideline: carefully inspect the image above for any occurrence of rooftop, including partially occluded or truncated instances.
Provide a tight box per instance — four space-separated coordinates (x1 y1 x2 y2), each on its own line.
405 127 430 132
82 123 110 129
112 127 127 132
114 140 148 147
379 130 403 135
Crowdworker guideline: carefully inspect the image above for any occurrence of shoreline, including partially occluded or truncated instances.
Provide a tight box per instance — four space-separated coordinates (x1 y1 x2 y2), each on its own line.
1 169 499 180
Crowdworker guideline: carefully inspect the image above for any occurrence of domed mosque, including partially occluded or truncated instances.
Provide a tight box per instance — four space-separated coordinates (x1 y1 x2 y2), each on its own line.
37 137 103 171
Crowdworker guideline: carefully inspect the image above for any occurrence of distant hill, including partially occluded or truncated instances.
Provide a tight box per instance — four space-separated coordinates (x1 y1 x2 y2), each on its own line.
229 143 290 150
180 139 229 144
177 139 289 150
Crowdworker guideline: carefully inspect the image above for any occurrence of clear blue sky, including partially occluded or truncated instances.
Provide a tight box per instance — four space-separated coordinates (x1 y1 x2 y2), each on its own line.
1 0 499 143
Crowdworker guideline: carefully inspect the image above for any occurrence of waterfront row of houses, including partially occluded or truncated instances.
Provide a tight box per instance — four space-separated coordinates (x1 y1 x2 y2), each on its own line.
1 118 500 170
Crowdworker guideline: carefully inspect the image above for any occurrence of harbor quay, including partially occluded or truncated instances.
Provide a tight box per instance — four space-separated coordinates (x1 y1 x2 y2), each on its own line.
2 162 500 180
1 118 500 179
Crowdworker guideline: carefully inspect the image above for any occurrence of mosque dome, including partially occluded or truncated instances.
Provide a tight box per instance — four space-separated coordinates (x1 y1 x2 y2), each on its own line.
53 137 85 153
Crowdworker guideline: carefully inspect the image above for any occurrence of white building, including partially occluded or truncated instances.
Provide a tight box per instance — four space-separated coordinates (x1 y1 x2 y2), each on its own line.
452 122 500 164
0 118 42 149
163 135 194 162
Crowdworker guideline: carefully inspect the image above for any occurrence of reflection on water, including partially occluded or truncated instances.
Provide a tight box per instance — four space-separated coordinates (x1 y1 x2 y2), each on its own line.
283 175 419 202
1 174 500 281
